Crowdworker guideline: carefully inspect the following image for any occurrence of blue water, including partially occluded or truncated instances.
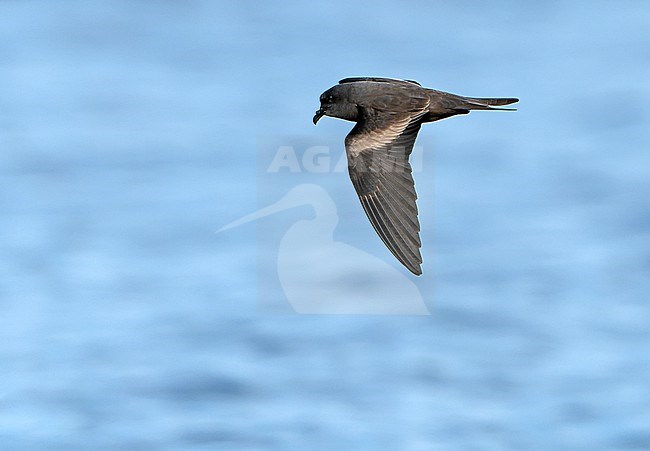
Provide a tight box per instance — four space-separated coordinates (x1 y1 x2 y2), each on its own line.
1 1 649 449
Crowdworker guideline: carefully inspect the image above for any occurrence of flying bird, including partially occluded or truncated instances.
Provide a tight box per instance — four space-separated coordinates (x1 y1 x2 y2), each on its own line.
313 77 518 275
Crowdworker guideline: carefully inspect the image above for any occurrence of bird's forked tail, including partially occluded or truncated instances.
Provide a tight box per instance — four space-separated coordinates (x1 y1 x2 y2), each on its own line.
462 96 519 111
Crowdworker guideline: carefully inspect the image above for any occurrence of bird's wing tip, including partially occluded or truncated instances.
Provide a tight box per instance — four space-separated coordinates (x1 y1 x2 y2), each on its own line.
338 77 421 86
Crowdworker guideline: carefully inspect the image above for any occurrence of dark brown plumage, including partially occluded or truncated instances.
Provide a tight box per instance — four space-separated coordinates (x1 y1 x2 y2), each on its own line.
313 77 518 275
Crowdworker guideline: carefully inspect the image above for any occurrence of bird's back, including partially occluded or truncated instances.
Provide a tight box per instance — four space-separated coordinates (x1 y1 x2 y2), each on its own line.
341 80 430 115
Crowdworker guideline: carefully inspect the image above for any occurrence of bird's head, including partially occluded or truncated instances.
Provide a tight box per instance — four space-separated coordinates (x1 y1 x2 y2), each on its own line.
313 85 359 124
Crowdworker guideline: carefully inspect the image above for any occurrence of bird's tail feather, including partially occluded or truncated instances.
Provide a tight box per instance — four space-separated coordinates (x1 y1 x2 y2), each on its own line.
466 97 519 106
462 97 519 111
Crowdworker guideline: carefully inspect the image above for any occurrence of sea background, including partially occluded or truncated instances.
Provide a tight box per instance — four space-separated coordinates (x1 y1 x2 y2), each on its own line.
1 1 649 449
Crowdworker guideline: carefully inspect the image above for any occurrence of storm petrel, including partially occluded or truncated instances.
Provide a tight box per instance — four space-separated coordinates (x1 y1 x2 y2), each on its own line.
313 77 518 275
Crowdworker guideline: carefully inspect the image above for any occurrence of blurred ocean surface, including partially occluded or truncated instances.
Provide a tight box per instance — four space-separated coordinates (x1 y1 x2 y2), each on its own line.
1 1 649 449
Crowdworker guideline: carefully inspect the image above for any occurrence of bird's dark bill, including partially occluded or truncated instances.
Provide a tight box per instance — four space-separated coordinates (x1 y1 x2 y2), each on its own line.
313 108 325 124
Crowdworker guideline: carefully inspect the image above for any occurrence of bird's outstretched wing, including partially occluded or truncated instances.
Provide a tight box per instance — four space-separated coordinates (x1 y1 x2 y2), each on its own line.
345 104 429 275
